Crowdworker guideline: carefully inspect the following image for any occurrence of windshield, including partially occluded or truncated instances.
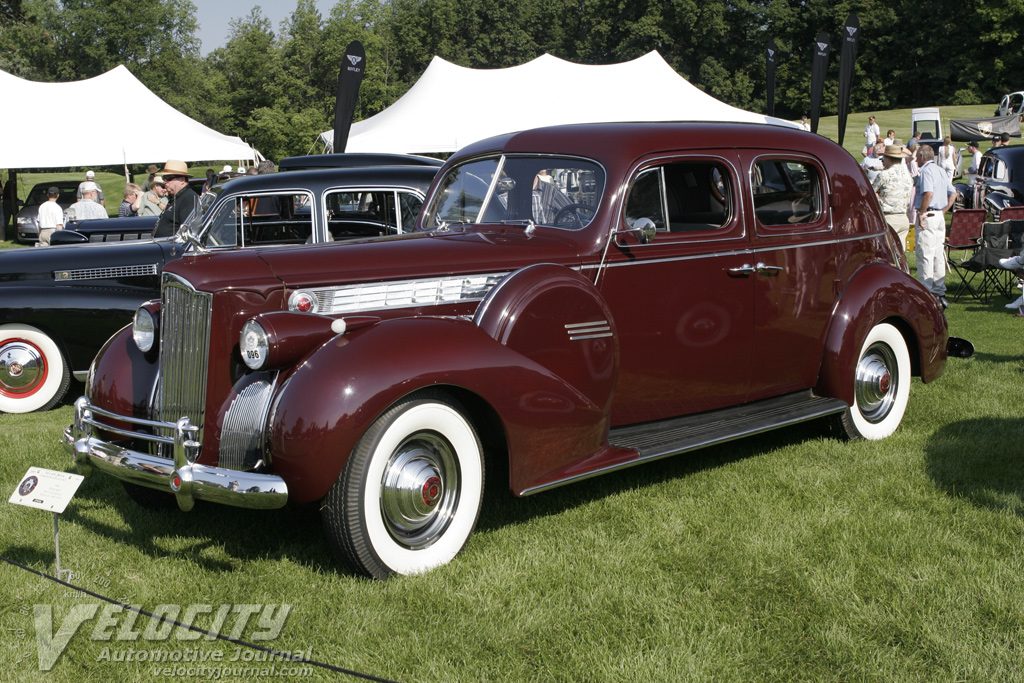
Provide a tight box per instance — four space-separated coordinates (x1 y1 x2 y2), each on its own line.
422 155 605 230
177 186 222 239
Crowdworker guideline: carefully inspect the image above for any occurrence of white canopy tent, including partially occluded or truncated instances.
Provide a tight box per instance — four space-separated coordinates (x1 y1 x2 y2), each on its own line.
0 65 258 169
322 51 797 154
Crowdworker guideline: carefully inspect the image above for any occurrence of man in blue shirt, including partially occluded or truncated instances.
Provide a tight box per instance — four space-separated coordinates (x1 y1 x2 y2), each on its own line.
913 145 956 308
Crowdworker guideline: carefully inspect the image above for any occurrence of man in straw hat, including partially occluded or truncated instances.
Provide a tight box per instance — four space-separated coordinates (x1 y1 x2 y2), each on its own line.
153 160 200 238
871 143 914 249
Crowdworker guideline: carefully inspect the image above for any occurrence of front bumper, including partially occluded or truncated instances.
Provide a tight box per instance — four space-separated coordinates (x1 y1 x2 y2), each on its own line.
63 396 288 511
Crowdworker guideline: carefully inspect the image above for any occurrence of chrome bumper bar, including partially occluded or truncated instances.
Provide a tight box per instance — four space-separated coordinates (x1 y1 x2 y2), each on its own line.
63 396 288 511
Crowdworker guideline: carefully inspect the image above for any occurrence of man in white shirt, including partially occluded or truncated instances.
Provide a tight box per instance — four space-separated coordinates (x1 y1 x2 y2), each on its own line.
966 141 983 185
864 115 880 147
64 182 108 224
36 186 64 246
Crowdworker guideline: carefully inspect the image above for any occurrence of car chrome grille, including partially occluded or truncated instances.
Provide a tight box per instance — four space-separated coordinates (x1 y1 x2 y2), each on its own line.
307 273 509 314
156 273 212 448
54 264 159 281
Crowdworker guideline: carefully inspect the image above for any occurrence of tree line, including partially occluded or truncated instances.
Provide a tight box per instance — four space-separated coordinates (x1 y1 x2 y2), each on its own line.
1 0 1022 162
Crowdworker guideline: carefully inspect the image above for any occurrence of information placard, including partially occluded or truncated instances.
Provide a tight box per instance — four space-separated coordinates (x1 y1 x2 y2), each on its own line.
9 467 84 514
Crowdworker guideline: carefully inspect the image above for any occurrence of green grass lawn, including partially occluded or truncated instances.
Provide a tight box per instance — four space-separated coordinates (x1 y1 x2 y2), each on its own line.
0 254 1022 682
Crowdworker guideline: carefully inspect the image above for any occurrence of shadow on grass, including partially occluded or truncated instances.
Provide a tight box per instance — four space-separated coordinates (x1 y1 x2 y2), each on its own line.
64 476 346 575
925 417 1024 516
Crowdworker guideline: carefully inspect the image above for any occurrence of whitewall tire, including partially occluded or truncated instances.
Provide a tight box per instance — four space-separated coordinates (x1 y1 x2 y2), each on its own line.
0 323 71 413
322 392 485 579
834 322 911 440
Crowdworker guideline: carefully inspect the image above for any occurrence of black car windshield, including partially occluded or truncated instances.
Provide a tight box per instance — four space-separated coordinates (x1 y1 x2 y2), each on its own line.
422 155 604 231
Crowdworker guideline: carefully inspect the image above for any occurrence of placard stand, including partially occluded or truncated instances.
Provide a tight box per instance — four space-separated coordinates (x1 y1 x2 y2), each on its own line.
54 513 72 582
9 467 85 582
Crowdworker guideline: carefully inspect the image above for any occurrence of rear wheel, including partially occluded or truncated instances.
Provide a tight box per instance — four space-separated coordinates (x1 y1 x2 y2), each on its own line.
833 323 911 440
322 391 484 579
0 324 71 413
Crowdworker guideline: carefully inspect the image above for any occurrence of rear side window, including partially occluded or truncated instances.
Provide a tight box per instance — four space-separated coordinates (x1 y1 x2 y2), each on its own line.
751 159 823 227
624 160 734 233
324 189 423 239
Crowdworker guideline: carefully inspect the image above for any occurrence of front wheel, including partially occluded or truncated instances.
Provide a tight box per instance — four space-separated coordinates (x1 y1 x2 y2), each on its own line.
322 392 485 579
0 323 71 413
832 323 911 440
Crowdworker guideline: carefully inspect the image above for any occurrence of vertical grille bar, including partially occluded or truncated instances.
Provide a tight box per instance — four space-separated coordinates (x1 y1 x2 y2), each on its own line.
158 274 212 442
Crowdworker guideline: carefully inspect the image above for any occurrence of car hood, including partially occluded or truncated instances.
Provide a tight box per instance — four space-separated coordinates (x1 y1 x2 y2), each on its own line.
165 229 584 297
0 239 180 284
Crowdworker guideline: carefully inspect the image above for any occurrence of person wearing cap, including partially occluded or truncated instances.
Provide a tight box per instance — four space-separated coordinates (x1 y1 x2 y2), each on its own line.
76 170 105 206
914 145 956 309
138 176 168 217
153 160 200 238
36 186 65 245
140 164 161 192
64 182 108 225
864 115 880 148
872 144 914 250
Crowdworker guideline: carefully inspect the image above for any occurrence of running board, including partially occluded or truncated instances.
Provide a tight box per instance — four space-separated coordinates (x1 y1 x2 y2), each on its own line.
608 391 848 460
521 391 849 495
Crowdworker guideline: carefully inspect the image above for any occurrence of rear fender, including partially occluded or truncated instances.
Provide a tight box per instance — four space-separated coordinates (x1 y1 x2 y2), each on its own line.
817 264 947 405
268 317 610 503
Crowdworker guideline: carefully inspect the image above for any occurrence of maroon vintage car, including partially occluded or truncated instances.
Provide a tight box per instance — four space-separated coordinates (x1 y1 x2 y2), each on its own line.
66 122 951 579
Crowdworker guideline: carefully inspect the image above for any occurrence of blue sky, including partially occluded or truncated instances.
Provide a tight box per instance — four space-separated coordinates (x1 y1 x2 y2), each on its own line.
194 1 336 55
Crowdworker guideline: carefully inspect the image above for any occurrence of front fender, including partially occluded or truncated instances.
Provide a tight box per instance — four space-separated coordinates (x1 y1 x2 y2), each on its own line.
86 323 160 426
817 263 947 405
0 286 157 374
268 317 611 503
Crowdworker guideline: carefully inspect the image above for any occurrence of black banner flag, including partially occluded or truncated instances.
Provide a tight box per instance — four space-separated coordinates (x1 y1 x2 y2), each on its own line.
809 31 830 134
333 40 366 153
765 38 777 117
836 15 860 146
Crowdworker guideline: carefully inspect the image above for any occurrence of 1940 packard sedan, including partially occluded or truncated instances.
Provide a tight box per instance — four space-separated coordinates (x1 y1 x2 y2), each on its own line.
66 122 953 579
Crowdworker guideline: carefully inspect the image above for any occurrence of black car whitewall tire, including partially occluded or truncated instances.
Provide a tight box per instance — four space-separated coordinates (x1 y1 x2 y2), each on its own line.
835 322 911 440
323 392 484 579
0 323 71 413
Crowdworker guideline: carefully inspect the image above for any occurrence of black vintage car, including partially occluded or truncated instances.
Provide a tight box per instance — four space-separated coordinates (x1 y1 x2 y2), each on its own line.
974 145 1024 217
0 163 439 413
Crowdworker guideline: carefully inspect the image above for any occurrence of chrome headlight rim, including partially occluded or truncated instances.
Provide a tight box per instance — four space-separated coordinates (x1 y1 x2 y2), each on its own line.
132 307 157 353
240 319 270 370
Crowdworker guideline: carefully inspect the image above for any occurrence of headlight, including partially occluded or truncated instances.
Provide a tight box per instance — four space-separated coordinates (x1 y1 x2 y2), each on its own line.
16 216 32 225
240 319 269 370
133 307 157 352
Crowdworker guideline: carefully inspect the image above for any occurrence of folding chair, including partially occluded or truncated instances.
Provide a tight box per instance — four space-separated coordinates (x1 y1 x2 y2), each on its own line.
997 205 1024 222
944 208 985 301
960 220 1020 302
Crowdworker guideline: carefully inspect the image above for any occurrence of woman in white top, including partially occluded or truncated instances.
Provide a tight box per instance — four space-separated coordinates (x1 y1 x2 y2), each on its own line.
937 137 958 181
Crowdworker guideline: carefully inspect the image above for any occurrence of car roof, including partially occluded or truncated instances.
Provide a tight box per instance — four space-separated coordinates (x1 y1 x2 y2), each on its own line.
278 153 444 171
217 165 440 194
985 145 1024 161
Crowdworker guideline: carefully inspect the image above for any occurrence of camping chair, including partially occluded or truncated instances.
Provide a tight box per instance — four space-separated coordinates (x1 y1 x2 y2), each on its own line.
959 219 1024 302
944 208 986 301
997 205 1024 222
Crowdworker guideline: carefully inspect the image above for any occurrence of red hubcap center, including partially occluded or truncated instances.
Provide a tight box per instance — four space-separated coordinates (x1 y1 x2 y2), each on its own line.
878 371 891 394
421 476 442 507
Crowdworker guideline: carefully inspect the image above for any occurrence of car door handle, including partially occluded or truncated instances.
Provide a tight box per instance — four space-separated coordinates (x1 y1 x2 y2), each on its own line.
728 264 756 277
756 263 784 276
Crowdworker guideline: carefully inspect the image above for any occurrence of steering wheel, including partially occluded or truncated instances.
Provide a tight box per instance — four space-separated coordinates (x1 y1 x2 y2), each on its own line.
552 203 595 229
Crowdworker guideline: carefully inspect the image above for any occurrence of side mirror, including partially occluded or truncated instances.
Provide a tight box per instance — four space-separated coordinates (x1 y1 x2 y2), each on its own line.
615 217 656 245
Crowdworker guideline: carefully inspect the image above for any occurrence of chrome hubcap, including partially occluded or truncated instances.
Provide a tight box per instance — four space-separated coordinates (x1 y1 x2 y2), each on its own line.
0 340 46 397
380 432 459 549
855 342 896 424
